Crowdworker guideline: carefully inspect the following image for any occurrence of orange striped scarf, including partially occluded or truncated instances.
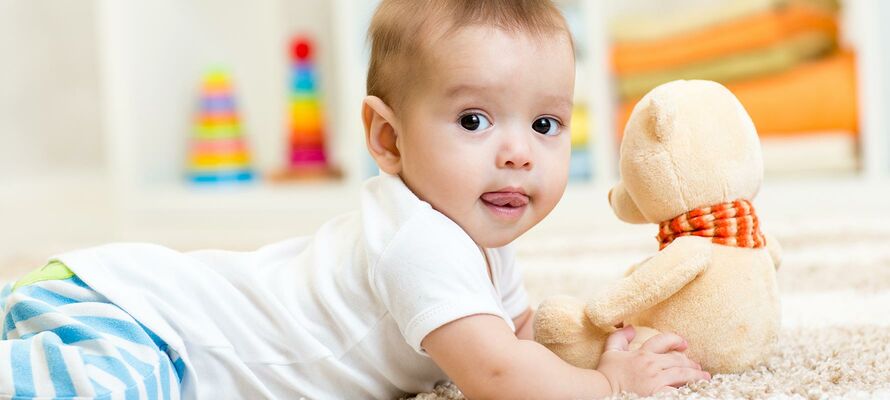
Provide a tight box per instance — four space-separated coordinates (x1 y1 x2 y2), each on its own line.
657 200 766 250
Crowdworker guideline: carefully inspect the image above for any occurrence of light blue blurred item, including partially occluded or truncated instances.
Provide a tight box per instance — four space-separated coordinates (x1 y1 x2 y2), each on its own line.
569 148 592 182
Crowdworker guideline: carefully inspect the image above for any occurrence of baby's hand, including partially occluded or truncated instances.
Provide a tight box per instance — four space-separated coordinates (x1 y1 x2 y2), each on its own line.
596 325 710 396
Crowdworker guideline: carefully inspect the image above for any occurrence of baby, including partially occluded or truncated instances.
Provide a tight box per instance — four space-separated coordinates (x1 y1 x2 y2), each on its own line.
0 0 709 399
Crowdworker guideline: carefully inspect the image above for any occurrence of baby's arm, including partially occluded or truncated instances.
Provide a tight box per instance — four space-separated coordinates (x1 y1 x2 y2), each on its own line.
423 314 709 399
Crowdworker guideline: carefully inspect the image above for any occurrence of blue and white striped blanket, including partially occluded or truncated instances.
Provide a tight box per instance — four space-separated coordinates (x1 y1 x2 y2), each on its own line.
0 272 181 400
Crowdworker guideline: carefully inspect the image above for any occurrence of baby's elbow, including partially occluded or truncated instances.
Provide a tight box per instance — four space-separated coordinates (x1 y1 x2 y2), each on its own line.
457 359 515 399
466 358 534 400
485 363 510 388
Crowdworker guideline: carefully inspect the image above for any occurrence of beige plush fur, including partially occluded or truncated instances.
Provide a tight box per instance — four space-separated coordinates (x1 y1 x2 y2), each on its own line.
534 80 782 374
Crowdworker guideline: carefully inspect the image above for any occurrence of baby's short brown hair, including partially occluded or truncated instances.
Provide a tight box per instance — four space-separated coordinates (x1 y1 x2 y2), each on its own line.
367 0 572 110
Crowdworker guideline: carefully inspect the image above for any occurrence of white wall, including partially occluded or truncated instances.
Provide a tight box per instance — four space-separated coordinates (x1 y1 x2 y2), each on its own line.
0 0 102 180
880 0 890 172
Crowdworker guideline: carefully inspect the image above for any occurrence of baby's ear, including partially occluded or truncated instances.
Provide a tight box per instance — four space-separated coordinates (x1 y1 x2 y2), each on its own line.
362 96 402 174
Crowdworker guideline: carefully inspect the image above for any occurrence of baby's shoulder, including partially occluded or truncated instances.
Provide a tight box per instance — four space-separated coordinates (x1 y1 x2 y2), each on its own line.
370 207 484 278
395 207 477 251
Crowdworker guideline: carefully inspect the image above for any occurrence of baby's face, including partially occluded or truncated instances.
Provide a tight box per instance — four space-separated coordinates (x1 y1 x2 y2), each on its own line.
398 26 574 248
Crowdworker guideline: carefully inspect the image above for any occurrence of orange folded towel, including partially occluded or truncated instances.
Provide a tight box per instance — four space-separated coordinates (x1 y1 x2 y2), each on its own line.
728 51 857 135
616 52 858 139
615 31 836 100
610 0 839 43
612 3 837 76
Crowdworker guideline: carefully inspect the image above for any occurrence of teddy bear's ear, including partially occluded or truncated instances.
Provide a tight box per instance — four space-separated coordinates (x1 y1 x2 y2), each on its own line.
647 92 678 142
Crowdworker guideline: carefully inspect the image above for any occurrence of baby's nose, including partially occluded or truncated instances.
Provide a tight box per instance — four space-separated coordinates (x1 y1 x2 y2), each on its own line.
496 136 533 170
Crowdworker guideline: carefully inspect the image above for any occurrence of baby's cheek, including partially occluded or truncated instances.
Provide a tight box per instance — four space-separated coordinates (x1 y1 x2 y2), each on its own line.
536 183 564 218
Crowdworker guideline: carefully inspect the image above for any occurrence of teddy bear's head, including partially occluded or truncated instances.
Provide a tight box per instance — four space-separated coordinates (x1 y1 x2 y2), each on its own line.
609 80 763 224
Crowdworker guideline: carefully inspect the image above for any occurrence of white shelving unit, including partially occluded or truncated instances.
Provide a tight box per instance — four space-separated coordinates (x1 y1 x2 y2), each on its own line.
849 0 889 180
95 0 378 241
87 0 890 246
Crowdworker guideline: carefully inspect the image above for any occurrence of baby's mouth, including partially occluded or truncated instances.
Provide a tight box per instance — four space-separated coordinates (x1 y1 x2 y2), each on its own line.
480 192 529 207
480 190 529 220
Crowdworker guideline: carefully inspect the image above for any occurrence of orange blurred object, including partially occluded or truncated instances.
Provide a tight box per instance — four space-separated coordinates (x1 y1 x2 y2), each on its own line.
612 3 837 76
616 52 858 138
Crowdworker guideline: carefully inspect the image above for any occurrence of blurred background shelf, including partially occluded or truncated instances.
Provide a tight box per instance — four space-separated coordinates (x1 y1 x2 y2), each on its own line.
1 0 889 264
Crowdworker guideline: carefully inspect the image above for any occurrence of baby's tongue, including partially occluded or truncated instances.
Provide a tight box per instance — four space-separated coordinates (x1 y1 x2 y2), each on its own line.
481 192 529 207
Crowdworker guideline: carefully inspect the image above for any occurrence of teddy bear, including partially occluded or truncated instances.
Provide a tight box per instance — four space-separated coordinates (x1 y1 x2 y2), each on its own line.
534 79 783 374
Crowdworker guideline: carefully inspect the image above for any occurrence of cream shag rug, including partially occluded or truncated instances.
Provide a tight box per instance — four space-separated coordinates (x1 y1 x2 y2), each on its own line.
408 216 890 400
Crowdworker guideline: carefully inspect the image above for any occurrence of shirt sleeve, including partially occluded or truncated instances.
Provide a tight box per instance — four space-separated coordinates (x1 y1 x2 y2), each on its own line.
492 246 530 320
370 209 510 356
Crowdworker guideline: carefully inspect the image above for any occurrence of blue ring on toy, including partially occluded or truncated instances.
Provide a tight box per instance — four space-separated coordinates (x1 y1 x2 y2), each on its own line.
291 64 316 92
189 170 255 184
201 96 235 112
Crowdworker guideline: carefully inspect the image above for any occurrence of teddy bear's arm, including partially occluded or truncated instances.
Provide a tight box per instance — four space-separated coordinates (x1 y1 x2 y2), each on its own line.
623 256 652 277
585 236 712 328
763 232 782 270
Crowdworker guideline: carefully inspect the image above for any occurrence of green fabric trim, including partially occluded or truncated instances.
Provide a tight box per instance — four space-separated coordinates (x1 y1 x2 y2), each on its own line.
12 260 74 292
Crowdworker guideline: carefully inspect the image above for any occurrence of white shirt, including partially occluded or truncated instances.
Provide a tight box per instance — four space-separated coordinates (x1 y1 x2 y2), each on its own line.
56 173 530 399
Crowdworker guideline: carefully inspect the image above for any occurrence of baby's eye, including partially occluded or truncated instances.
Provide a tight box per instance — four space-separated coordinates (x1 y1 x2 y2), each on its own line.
459 113 492 132
532 117 560 136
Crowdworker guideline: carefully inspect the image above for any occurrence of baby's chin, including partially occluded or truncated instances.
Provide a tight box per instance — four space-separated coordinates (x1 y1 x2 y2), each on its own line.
468 226 528 249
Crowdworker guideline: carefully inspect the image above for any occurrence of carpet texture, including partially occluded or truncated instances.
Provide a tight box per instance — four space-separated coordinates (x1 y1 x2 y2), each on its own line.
408 217 890 399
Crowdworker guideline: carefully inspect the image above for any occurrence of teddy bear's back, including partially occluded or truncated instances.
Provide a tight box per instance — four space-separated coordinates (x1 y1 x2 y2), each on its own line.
629 244 780 373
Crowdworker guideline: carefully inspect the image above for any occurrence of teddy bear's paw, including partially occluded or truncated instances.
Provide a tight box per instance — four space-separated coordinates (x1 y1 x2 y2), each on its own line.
534 296 611 369
533 295 591 345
